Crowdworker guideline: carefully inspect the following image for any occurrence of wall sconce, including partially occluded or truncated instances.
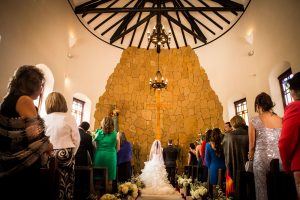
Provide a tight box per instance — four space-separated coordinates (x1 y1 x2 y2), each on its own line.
245 31 254 56
67 35 77 58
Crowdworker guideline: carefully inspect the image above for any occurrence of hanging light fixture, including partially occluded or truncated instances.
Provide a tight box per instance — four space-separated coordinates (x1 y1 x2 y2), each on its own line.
147 23 171 49
149 54 168 90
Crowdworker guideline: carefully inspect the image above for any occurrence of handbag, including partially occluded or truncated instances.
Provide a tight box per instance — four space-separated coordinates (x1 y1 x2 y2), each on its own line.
245 160 253 172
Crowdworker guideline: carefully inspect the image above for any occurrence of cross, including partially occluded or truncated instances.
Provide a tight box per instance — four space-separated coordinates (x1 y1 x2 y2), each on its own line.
145 90 171 140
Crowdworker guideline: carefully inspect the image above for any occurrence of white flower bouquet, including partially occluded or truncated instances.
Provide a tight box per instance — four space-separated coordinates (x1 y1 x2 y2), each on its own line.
117 182 139 200
177 174 192 188
131 176 145 189
190 181 208 200
99 193 120 200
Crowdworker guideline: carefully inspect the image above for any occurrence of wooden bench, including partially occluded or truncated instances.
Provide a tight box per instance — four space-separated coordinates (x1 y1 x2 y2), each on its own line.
39 156 59 200
93 167 109 196
74 166 109 199
267 159 297 200
184 165 199 182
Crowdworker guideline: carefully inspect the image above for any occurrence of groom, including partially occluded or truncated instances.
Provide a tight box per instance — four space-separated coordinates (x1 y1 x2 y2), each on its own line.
163 139 178 187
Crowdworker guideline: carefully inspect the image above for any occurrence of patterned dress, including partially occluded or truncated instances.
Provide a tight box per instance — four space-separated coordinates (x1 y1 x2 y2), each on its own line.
251 116 281 200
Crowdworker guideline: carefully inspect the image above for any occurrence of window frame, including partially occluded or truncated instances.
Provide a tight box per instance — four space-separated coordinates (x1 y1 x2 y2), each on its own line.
72 97 85 125
278 68 293 108
234 98 249 125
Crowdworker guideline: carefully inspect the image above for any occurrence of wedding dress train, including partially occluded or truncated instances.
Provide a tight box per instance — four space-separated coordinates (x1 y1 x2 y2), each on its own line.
139 140 175 195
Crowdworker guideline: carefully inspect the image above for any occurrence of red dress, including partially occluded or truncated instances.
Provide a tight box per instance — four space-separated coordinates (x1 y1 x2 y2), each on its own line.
200 140 207 165
279 100 300 172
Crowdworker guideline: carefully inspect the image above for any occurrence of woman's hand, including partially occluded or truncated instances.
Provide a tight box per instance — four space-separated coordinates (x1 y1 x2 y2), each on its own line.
248 149 254 161
45 143 53 156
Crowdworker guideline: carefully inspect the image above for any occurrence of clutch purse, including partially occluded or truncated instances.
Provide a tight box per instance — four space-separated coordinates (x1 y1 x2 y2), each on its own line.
245 160 253 172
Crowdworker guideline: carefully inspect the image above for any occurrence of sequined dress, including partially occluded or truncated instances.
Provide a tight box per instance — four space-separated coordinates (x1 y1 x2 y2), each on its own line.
251 116 281 200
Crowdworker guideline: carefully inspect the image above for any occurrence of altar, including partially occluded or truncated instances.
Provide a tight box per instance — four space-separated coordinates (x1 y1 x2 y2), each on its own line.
93 47 224 173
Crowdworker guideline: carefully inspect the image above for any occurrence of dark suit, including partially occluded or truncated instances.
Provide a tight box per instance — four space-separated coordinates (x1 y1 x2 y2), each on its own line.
75 128 95 166
163 144 178 187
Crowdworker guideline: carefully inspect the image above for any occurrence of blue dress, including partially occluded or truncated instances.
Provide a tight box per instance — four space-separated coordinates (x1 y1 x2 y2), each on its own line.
205 143 225 185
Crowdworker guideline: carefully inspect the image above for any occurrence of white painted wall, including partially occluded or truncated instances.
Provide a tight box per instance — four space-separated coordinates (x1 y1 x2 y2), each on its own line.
196 0 300 121
0 0 300 128
0 0 122 127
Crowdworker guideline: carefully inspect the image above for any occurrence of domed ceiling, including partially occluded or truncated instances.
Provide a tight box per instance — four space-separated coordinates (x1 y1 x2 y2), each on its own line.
68 0 251 50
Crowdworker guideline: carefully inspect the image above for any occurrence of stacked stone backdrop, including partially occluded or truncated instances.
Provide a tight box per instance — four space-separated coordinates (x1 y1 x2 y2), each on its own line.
94 46 224 173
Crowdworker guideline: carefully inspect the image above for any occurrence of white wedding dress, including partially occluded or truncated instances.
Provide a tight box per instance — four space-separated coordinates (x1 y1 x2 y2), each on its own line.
139 140 175 195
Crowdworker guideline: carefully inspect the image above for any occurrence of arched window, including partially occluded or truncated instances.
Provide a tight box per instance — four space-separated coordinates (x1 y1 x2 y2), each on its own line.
234 98 249 125
278 68 293 107
34 64 54 117
72 98 85 125
72 93 92 125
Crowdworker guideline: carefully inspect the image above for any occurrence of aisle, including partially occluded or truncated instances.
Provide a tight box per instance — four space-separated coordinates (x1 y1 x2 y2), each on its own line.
138 193 183 200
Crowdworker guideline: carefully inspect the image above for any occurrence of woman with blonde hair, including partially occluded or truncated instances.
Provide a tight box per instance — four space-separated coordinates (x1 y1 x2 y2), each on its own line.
44 92 80 200
94 116 120 192
223 115 249 199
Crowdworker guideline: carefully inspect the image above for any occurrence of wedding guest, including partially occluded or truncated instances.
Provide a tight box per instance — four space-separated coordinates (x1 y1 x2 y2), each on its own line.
195 134 204 181
0 65 52 200
248 92 282 200
224 122 233 133
94 116 120 192
163 139 178 187
44 92 80 200
117 131 132 183
279 72 300 200
202 129 212 182
205 128 226 196
195 134 203 166
188 143 197 166
223 115 249 199
75 121 95 166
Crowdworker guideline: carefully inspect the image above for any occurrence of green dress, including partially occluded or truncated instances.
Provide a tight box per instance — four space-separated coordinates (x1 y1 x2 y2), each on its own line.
93 129 117 181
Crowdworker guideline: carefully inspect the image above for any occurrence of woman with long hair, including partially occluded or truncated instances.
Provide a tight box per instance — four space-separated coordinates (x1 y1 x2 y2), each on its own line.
117 131 132 182
139 140 175 195
205 128 226 195
248 92 282 200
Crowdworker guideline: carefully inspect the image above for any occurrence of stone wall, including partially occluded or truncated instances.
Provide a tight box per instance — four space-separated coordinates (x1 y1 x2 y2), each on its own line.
94 46 223 173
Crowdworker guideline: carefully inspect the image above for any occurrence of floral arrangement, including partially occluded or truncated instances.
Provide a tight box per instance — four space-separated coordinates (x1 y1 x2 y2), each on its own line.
131 176 145 189
190 181 208 199
116 182 139 200
207 185 231 200
99 193 120 200
177 174 192 188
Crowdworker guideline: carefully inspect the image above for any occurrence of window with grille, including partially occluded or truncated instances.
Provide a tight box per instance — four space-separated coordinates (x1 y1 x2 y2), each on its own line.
72 98 85 125
234 98 249 125
278 68 293 107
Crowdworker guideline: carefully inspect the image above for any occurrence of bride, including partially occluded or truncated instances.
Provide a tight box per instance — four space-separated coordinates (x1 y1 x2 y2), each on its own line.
139 140 175 195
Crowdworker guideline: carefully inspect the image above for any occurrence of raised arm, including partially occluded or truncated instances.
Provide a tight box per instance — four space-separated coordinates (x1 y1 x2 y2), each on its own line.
116 132 120 152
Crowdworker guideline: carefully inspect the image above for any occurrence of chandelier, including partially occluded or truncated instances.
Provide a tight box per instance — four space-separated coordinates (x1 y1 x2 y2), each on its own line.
149 54 168 90
147 23 171 50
